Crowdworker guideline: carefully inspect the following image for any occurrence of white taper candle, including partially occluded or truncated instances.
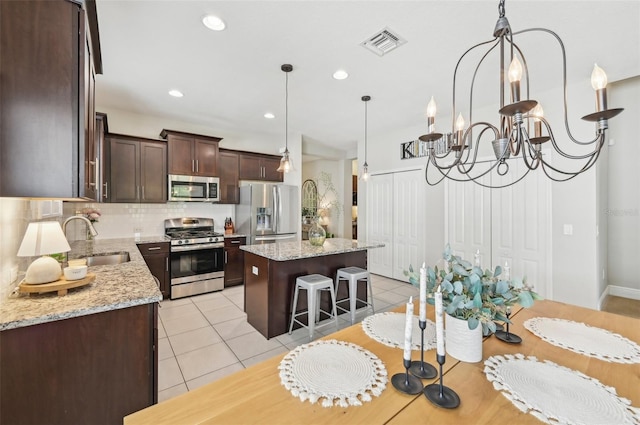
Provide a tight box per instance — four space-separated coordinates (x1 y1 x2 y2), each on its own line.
419 262 427 322
403 296 414 361
435 286 445 356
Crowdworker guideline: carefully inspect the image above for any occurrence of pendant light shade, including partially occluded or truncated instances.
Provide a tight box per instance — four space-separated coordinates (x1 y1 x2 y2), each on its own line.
361 95 371 181
276 64 294 173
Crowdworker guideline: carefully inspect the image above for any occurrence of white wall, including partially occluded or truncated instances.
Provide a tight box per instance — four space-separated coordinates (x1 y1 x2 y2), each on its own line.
607 76 640 296
0 199 30 299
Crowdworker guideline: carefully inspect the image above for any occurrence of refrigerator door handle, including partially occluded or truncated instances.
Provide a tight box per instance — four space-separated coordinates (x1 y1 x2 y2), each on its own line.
273 185 280 234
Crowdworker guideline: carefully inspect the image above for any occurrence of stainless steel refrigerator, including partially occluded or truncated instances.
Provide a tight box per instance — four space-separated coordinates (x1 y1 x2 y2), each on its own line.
236 184 299 244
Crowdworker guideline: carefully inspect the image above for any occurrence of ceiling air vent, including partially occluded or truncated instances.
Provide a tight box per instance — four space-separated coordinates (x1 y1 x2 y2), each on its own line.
360 27 407 56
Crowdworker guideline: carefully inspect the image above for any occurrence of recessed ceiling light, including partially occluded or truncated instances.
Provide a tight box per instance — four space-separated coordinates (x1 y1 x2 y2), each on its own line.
202 15 226 31
264 112 275 119
333 69 349 80
168 89 184 98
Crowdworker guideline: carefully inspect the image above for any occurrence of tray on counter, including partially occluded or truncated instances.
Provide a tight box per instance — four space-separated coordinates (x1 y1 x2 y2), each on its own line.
19 273 96 297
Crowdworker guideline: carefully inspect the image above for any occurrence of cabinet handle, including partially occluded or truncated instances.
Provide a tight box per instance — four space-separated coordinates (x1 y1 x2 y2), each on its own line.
192 160 195 173
136 186 140 200
165 257 169 271
196 160 199 173
103 182 108 199
142 186 145 200
147 247 161 251
231 240 241 244
224 251 228 264
95 157 99 189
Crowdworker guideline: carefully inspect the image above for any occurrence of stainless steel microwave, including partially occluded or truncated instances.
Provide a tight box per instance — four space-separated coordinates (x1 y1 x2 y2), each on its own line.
168 174 220 202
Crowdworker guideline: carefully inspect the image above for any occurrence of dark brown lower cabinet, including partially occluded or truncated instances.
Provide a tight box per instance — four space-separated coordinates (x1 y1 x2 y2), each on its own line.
224 236 246 287
138 242 170 299
0 303 158 425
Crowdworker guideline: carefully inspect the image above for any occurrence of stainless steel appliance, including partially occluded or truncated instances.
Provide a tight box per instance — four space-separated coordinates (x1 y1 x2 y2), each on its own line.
168 174 220 202
236 184 299 244
164 217 224 299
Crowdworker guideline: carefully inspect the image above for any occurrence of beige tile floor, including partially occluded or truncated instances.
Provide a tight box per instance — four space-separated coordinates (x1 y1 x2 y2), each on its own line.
157 274 418 402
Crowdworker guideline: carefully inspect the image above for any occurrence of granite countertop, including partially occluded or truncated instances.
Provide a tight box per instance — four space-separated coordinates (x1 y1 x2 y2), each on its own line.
240 238 384 261
0 237 164 331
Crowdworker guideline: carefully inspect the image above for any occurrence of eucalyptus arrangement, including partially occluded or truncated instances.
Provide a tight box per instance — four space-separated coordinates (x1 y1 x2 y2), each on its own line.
404 244 540 335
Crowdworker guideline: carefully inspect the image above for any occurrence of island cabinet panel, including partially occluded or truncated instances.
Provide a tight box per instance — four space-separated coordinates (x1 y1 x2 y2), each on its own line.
0 303 158 425
224 236 246 287
243 250 367 339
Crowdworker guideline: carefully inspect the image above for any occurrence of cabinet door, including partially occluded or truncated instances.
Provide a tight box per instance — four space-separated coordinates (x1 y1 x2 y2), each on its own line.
262 156 284 182
140 142 167 203
224 237 246 287
109 137 139 203
239 154 262 180
167 134 194 175
219 150 239 203
142 254 169 299
83 31 98 201
194 138 218 176
0 0 83 198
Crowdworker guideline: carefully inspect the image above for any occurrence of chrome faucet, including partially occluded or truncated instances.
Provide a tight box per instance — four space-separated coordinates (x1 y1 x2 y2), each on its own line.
62 215 98 240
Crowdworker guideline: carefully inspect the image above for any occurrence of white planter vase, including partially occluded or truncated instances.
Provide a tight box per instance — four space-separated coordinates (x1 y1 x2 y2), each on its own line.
445 313 483 363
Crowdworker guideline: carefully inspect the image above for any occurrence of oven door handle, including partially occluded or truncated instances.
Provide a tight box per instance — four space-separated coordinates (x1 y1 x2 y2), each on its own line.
171 243 224 252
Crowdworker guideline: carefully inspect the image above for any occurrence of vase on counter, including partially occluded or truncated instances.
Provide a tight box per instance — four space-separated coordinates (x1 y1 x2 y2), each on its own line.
308 218 326 246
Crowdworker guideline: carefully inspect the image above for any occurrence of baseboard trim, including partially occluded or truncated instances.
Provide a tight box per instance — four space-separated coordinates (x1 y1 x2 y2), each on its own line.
608 285 640 301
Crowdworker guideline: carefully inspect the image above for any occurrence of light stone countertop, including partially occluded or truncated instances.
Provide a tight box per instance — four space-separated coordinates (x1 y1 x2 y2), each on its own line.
239 238 384 261
0 237 164 331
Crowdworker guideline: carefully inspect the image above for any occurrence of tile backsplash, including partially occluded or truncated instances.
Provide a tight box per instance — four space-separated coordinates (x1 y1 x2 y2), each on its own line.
62 202 235 241
0 198 30 298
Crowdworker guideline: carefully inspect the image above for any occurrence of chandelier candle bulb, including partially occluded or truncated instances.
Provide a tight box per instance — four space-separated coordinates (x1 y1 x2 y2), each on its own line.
435 286 445 356
419 263 427 322
591 64 608 112
403 296 414 361
455 113 465 146
426 96 437 133
532 104 544 137
508 56 523 103
474 249 481 267
504 261 510 281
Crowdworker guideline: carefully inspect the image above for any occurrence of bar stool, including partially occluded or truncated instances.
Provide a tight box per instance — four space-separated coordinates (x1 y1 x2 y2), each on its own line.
288 274 339 340
335 266 375 325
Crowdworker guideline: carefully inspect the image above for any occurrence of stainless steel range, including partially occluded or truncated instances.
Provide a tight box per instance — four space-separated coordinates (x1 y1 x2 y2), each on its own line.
164 217 225 299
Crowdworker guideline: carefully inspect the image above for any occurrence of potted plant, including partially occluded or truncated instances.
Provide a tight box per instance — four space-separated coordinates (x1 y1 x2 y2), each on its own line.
405 244 540 362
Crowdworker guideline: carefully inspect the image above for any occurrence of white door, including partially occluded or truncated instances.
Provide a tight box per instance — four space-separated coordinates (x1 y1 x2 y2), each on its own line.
491 162 551 298
367 173 393 277
445 173 492 266
392 169 426 280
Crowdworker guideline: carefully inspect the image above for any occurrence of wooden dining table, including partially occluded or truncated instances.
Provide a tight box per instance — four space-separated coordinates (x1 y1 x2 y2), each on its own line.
124 299 640 424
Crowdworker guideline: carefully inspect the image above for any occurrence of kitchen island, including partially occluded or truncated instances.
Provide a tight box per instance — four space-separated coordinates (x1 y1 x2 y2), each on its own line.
0 237 163 425
240 238 384 339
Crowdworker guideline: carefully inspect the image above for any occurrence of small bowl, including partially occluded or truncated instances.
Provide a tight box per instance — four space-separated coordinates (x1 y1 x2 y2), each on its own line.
68 258 87 267
64 265 88 281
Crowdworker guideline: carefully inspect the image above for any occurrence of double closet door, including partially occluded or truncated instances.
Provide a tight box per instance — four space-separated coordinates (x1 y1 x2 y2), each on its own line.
446 161 552 298
366 169 430 280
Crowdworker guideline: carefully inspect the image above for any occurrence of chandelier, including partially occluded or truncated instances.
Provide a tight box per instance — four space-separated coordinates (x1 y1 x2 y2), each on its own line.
420 0 623 188
277 64 294 173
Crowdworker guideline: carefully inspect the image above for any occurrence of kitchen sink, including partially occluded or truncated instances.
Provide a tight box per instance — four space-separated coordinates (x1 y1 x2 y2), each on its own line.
81 251 130 266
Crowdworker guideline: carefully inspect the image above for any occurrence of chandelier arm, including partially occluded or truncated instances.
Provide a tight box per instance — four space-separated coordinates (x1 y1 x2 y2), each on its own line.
519 128 543 171
425 159 452 186
538 136 603 177
539 117 604 160
513 27 603 146
466 39 501 138
469 165 532 189
452 37 500 131
458 123 501 172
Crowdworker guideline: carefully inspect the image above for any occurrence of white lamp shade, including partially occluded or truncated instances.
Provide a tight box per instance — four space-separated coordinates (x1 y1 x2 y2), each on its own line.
17 221 71 257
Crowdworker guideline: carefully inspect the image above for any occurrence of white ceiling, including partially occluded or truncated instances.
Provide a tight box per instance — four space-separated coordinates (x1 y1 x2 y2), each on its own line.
94 0 640 158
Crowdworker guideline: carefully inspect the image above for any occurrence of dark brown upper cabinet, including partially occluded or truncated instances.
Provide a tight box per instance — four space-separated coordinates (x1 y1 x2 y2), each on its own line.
160 129 221 177
218 149 240 204
238 152 284 182
0 0 102 199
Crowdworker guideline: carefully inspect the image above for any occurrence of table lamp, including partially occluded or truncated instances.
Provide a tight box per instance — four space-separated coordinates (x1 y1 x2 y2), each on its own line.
17 221 71 284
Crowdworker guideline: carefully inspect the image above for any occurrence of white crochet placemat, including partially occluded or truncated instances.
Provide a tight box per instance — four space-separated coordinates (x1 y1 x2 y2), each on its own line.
362 312 436 351
278 339 387 407
524 317 640 364
485 354 640 424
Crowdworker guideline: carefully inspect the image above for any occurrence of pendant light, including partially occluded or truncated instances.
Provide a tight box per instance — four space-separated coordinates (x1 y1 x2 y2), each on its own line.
277 64 294 173
361 95 371 181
